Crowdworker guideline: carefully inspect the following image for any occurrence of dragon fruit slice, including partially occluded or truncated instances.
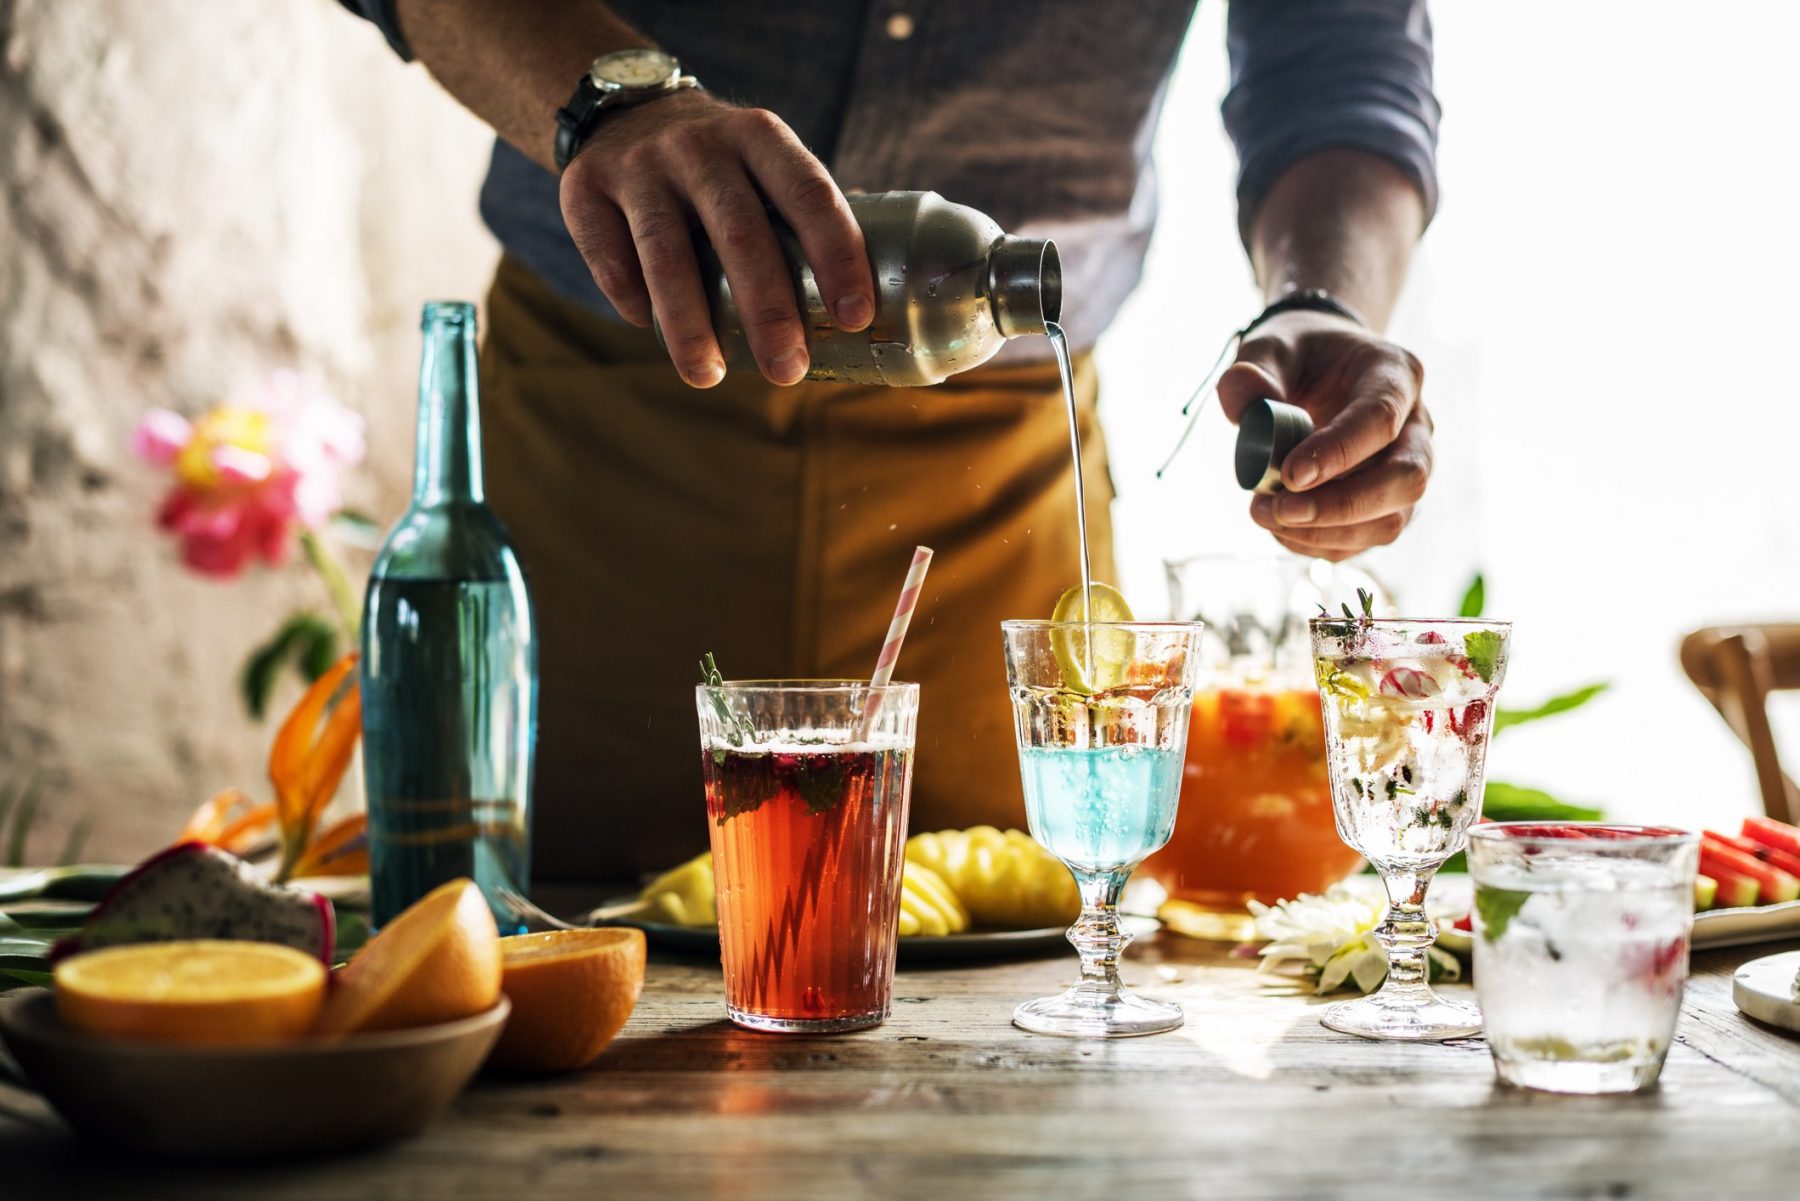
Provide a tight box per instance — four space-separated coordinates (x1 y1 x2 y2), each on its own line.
53 841 334 964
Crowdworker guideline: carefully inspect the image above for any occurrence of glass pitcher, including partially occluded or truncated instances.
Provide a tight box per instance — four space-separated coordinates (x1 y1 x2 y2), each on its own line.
1142 555 1385 939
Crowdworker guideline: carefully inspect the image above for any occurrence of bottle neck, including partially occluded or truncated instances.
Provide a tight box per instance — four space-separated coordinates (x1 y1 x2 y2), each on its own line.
414 304 483 507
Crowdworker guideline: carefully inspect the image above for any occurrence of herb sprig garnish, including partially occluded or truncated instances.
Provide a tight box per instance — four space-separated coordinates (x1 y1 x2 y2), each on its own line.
1314 587 1376 639
699 651 755 752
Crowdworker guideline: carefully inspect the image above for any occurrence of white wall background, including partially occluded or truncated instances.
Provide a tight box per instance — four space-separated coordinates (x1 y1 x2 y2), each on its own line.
7 2 1795 861
1098 2 1800 828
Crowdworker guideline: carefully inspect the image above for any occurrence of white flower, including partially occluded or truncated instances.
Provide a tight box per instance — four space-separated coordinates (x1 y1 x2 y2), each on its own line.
1249 885 1462 995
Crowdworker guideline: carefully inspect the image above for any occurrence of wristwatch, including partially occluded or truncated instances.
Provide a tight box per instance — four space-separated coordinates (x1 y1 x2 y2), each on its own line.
554 49 699 171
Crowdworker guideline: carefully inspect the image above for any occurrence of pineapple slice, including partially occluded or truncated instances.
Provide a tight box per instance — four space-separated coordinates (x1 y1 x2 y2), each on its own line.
905 826 1080 929
897 862 971 937
636 852 717 927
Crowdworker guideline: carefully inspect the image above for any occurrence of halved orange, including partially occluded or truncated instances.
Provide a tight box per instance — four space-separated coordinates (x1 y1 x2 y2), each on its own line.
488 928 646 1074
55 940 326 1046
313 878 501 1036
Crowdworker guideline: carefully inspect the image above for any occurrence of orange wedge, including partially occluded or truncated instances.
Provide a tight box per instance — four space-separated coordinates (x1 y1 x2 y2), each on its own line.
488 928 646 1074
313 878 501 1036
55 940 326 1046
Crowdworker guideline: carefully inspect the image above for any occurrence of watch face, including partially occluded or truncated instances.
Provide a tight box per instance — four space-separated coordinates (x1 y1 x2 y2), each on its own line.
591 49 678 90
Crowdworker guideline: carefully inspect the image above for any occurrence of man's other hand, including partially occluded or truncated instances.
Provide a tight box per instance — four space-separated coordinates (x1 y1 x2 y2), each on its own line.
1217 310 1432 562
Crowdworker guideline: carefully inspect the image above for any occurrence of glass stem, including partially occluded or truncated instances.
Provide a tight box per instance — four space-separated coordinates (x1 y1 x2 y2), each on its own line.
1374 866 1438 1000
1067 869 1133 994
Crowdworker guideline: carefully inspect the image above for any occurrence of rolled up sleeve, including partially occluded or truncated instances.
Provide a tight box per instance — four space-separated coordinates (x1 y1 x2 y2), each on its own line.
1223 0 1440 244
336 0 413 62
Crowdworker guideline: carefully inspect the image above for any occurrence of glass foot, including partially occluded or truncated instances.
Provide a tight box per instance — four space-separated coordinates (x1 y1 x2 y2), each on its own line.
1013 986 1183 1039
1321 991 1480 1042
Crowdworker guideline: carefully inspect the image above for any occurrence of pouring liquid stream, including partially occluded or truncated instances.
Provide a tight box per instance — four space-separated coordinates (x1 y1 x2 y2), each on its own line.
1046 321 1094 678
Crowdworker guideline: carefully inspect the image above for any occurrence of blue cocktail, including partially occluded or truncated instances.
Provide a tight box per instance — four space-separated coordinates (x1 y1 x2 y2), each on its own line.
1002 617 1203 1038
1019 746 1181 872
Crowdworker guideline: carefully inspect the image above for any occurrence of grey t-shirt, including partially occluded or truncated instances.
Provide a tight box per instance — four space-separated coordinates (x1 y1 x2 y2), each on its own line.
342 0 1438 353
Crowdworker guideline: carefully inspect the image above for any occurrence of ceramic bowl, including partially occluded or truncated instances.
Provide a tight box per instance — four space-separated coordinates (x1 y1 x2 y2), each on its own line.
0 989 508 1158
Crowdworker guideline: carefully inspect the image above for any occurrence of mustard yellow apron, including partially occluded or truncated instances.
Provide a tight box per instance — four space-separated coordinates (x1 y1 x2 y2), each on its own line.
480 257 1116 882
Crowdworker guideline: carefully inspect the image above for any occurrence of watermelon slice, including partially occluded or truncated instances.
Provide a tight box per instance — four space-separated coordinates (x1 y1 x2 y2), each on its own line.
1700 840 1796 904
1699 859 1760 909
1695 874 1718 911
1742 815 1800 860
1713 826 1800 878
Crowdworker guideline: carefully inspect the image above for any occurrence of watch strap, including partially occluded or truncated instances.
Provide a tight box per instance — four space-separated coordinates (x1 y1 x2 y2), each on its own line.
554 75 607 172
554 73 699 172
1240 289 1365 337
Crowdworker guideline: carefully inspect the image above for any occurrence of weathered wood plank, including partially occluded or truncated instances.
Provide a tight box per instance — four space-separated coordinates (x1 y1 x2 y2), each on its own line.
2 935 1796 1200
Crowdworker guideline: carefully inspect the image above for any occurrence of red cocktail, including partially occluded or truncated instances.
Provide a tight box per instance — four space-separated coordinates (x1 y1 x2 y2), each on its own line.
696 682 917 1033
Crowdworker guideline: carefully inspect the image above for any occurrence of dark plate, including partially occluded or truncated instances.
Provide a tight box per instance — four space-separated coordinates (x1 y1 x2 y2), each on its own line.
600 903 1158 963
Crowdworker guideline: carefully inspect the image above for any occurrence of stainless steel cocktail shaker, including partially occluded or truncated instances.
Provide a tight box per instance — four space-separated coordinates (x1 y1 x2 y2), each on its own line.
673 190 1061 387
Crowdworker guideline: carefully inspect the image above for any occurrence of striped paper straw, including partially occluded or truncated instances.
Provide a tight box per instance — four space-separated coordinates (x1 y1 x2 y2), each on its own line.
859 545 933 740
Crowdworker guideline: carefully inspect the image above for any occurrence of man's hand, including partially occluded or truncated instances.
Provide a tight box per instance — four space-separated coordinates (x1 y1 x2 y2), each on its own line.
558 91 875 389
1217 310 1431 562
1234 148 1432 561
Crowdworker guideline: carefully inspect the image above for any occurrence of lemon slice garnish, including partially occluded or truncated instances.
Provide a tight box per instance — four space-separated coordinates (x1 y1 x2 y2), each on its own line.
1049 582 1136 694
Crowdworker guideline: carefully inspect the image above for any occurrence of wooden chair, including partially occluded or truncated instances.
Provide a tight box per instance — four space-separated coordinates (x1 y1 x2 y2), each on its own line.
1680 624 1800 824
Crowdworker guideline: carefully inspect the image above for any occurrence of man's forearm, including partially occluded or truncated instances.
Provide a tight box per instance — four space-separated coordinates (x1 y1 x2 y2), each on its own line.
1248 149 1426 333
394 0 654 170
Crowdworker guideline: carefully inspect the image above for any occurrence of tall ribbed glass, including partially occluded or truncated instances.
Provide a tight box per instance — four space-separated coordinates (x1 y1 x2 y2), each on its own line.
361 301 537 931
696 681 917 1033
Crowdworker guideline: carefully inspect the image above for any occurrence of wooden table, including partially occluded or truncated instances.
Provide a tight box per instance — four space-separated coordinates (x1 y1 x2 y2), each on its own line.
3 931 1798 1200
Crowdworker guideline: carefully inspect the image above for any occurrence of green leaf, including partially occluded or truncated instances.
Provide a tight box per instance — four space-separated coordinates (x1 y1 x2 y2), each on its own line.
1462 630 1504 683
0 865 124 904
56 816 92 867
0 935 53 959
1493 682 1609 736
1458 573 1486 619
297 624 339 681
4 777 44 868
1475 886 1531 942
1481 781 1604 822
0 968 52 988
240 612 340 719
329 509 385 549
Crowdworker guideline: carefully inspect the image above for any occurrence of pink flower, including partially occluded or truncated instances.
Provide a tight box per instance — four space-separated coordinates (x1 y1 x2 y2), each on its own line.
132 372 365 578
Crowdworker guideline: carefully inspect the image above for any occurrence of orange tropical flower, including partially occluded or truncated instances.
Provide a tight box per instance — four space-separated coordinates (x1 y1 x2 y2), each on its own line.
176 652 365 882
269 654 362 880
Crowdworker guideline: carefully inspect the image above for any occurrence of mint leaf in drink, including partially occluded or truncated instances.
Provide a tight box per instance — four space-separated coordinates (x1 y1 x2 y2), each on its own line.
1475 886 1531 943
714 750 778 825
1463 630 1504 683
794 753 854 816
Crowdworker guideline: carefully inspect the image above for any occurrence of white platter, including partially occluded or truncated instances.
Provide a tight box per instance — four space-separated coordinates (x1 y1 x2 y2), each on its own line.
1731 949 1800 1033
1693 899 1800 951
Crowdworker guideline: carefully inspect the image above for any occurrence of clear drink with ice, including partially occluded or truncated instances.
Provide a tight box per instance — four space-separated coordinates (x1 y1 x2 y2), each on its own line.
1469 824 1699 1094
1314 632 1502 869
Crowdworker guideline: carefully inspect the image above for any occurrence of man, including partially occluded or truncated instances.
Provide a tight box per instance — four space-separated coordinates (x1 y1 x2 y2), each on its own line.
339 0 1439 882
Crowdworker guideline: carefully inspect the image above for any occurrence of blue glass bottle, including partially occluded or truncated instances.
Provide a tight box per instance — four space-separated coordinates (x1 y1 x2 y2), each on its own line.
361 301 536 932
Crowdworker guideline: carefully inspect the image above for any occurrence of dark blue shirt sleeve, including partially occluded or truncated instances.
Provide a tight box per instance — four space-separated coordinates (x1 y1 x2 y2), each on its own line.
337 0 413 61
1223 0 1440 245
